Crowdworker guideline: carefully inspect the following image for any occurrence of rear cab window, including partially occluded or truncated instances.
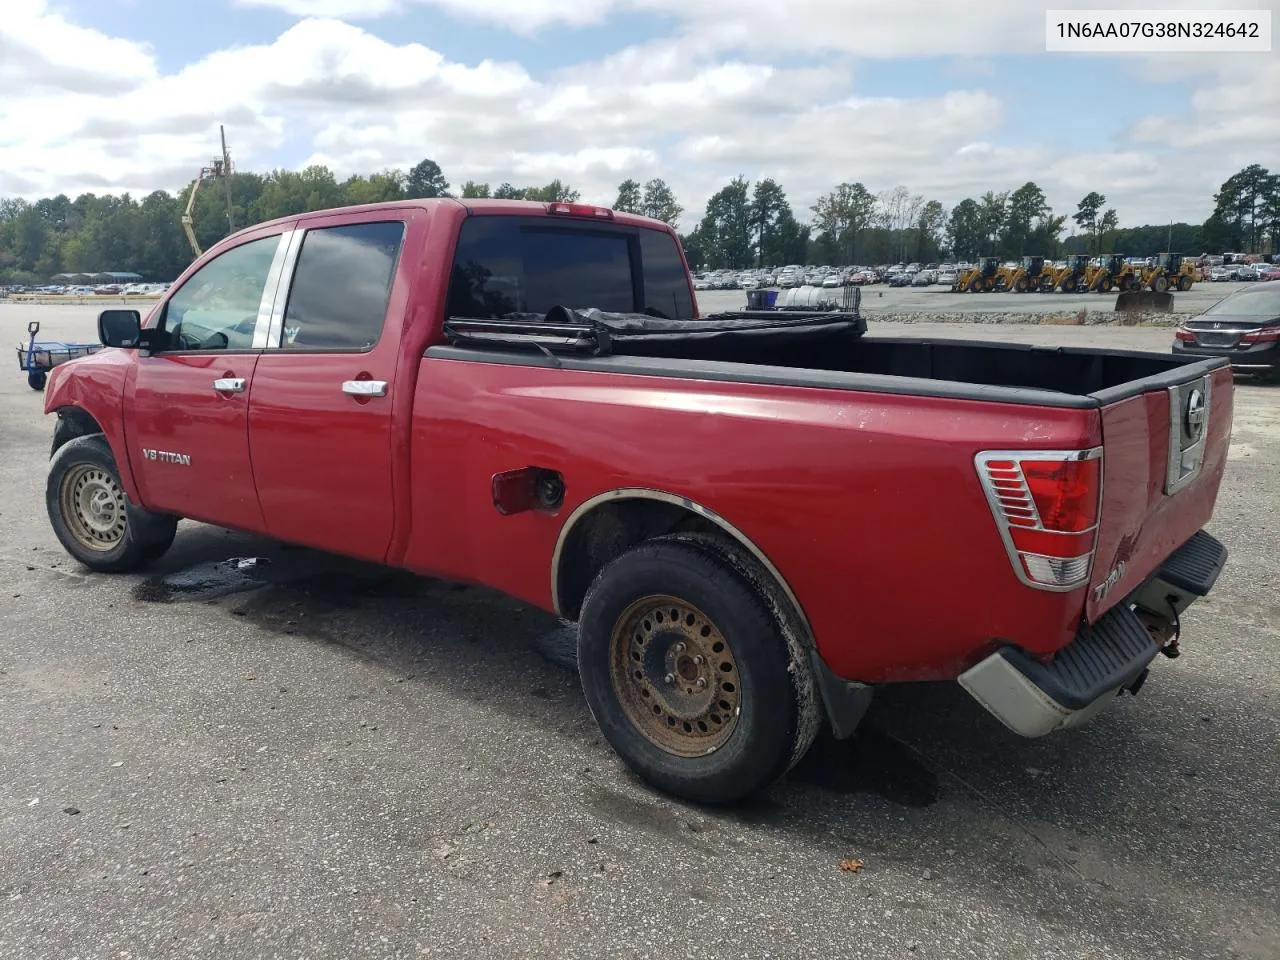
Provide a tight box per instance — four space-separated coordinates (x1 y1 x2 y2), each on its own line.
446 216 694 321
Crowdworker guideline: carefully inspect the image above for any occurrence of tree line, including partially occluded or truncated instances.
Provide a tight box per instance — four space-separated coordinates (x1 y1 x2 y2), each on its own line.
1 158 1275 283
686 164 1279 270
0 159 583 284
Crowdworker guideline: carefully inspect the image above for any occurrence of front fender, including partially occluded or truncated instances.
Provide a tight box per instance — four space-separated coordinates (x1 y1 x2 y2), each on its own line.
43 350 140 502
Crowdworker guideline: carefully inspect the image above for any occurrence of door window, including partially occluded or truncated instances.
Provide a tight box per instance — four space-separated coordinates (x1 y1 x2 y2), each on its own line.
161 235 281 351
278 222 405 350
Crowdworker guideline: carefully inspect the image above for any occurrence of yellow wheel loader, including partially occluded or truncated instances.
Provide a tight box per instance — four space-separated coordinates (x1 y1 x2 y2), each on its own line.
1083 254 1139 293
1043 254 1090 293
997 256 1048 293
953 256 1000 292
1142 253 1196 293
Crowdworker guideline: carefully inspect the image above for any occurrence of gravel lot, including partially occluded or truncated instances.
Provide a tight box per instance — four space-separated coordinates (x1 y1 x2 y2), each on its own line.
2 304 1278 960
696 280 1254 319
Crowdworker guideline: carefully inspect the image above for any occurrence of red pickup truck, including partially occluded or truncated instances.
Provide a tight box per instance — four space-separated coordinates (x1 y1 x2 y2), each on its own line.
42 199 1230 803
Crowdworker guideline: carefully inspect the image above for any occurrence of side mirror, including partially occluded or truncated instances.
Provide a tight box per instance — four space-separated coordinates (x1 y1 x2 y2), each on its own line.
99 309 141 348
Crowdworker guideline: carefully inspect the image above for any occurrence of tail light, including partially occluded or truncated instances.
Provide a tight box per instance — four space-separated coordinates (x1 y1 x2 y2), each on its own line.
1174 326 1197 343
975 449 1103 591
1240 327 1280 344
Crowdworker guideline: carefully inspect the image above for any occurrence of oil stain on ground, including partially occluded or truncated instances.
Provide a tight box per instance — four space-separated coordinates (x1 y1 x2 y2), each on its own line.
132 557 274 602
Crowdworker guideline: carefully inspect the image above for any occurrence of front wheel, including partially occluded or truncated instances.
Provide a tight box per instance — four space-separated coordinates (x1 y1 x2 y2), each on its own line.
47 435 177 572
28 370 47 391
1177 275 1192 292
577 537 813 804
1152 276 1170 293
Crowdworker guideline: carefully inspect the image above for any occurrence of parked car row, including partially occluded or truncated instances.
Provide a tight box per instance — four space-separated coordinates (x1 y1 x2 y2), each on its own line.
694 263 957 291
1209 262 1280 282
691 254 1279 295
0 282 169 296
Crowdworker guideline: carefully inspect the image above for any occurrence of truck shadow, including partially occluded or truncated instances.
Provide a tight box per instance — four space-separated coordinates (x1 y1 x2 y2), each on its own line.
133 525 1280 945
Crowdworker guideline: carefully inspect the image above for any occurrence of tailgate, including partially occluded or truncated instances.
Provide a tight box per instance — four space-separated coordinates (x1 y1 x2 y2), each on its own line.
1086 362 1233 622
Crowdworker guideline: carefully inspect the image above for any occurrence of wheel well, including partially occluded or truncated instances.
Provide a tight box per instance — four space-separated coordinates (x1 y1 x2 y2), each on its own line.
555 499 721 621
556 497 830 752
51 407 105 456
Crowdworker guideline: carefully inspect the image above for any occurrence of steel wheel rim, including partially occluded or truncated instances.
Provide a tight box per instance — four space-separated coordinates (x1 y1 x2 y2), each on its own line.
60 464 127 551
609 594 741 757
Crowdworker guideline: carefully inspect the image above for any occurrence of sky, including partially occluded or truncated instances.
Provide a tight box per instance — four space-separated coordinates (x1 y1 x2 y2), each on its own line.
1 0 1276 232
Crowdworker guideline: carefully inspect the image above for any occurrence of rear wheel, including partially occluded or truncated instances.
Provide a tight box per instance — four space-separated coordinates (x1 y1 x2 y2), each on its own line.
47 435 177 572
577 537 811 804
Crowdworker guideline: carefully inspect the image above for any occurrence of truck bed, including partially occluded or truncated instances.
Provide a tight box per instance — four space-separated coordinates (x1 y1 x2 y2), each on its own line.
438 309 1227 407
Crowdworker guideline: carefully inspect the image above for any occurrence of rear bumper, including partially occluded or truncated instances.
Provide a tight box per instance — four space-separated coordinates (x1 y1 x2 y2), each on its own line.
1172 340 1280 371
959 531 1227 737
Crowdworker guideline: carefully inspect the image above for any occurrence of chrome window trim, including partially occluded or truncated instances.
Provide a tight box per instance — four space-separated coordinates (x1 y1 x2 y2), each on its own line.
256 228 303 349
249 229 297 349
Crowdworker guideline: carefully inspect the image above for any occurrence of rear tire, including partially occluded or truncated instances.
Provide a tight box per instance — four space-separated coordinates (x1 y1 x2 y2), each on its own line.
577 536 810 804
47 435 178 572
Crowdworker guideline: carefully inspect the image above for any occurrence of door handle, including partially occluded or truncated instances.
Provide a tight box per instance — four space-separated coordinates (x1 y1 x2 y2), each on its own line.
213 377 246 393
342 380 387 397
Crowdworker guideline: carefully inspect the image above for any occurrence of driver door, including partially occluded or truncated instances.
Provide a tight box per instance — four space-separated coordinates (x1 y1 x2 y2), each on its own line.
124 228 293 533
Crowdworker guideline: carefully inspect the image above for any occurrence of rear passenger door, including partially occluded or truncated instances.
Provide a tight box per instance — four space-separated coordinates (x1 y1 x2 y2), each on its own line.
247 213 408 561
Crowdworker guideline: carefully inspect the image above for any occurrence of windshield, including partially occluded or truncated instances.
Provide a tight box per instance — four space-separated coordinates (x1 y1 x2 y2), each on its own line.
1204 288 1280 318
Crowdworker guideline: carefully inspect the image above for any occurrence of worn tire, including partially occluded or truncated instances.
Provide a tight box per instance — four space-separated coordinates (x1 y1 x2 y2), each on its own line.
578 536 809 804
47 434 178 572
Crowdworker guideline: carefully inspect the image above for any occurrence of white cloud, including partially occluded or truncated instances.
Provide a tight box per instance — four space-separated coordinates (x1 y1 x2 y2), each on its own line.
233 0 1276 53
236 0 402 17
1 0 1275 231
0 0 155 94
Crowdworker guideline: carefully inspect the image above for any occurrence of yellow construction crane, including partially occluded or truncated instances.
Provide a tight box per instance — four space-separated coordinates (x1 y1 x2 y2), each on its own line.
181 126 234 259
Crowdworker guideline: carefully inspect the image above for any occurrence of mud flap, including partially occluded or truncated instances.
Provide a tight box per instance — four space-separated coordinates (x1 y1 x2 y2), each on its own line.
808 650 874 739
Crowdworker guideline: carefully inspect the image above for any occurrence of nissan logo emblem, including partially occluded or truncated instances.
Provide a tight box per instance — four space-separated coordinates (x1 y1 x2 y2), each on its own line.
1185 388 1206 437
